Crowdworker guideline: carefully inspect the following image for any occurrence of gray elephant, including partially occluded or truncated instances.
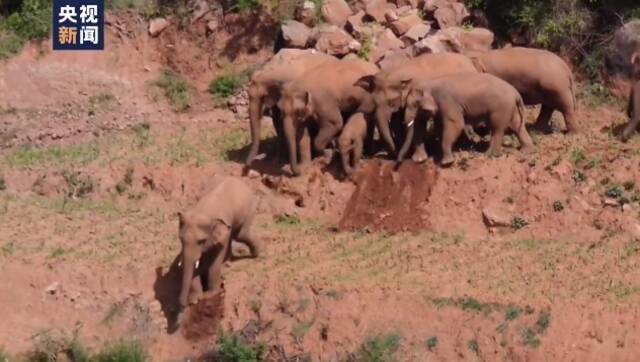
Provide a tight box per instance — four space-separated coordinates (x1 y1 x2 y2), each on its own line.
399 73 535 165
468 47 577 134
177 177 260 309
338 112 372 175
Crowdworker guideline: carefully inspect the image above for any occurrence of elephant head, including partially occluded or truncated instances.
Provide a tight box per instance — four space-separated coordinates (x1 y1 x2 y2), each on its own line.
177 211 231 308
398 84 437 162
277 85 314 176
355 75 412 156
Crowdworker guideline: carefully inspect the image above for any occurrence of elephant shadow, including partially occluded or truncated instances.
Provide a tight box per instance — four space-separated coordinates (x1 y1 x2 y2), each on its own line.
153 254 183 334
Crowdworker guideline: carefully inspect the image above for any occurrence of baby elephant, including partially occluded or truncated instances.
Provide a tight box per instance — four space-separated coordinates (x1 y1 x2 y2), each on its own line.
338 113 371 175
622 52 640 141
177 177 260 309
399 72 535 165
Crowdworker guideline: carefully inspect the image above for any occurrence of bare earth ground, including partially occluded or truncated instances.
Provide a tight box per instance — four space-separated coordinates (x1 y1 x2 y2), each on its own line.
2 11 640 362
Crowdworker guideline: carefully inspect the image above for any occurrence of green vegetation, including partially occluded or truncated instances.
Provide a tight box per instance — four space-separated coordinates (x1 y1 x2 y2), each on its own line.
552 200 564 212
216 331 265 362
520 327 541 347
209 69 250 99
4 143 100 168
62 171 95 199
92 340 148 362
0 0 50 59
572 170 586 183
0 348 10 362
511 216 528 230
355 333 401 362
88 93 115 116
275 213 301 226
0 175 5 191
604 185 623 199
356 36 372 61
232 0 261 13
151 69 191 112
425 336 438 350
467 339 479 354
115 166 134 195
505 305 521 321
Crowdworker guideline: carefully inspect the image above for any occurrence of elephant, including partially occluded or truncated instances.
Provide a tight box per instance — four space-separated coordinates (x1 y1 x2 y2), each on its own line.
622 52 640 141
246 50 337 166
338 112 372 176
355 52 478 161
278 58 378 176
177 177 260 309
468 47 578 134
398 72 535 166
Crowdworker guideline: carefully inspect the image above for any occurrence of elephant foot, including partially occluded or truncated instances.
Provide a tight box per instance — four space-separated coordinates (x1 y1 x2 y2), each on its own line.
530 122 553 135
411 146 429 163
188 290 203 305
441 154 455 166
520 145 535 154
319 149 334 165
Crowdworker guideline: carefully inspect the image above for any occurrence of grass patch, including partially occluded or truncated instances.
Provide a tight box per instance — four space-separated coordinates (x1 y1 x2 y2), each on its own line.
0 0 50 59
213 128 250 161
49 247 66 259
216 331 265 362
292 318 315 343
520 327 540 347
552 200 564 212
151 69 191 112
62 171 95 199
274 214 301 226
4 143 100 168
209 69 250 99
131 121 152 148
511 216 528 230
115 166 134 195
425 336 438 350
1 242 15 256
87 92 115 116
0 348 10 362
92 340 148 362
504 305 520 321
467 339 479 354
355 333 401 362
0 175 5 191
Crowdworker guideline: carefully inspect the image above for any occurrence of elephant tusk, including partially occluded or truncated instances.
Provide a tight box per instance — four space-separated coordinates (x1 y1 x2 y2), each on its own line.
195 260 200 269
407 119 415 128
178 260 182 268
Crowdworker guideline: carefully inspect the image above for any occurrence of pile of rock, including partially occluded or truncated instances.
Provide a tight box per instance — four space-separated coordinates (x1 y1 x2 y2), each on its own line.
279 0 494 68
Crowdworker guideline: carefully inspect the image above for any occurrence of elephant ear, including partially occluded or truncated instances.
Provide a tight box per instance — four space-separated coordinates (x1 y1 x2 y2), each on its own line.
354 75 375 92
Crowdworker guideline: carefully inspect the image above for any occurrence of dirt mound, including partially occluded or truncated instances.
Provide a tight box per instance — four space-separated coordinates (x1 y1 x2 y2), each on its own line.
181 291 225 341
339 160 439 233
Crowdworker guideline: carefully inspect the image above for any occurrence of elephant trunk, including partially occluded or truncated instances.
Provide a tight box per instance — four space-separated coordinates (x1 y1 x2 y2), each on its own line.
246 87 263 166
376 107 396 156
179 248 200 309
397 107 417 162
283 116 301 176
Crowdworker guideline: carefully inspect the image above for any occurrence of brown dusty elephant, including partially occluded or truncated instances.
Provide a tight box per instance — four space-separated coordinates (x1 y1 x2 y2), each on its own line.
355 52 478 160
246 50 337 166
399 73 535 165
338 112 372 175
468 47 578 134
622 52 640 141
278 58 378 176
177 177 260 309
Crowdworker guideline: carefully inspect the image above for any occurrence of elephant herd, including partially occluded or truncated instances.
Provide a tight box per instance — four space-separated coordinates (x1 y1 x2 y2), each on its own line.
245 47 584 176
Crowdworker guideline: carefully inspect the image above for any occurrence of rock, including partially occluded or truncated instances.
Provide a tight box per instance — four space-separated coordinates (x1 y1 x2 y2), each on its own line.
149 17 170 37
45 282 61 295
246 169 261 179
456 27 494 53
389 13 424 36
603 198 620 208
393 0 420 9
423 0 452 13
413 30 459 54
295 0 317 27
482 207 511 227
320 0 353 26
401 23 431 46
433 2 468 29
369 29 404 63
605 20 640 82
413 27 493 55
281 20 312 48
377 47 414 69
346 10 365 33
365 0 397 23
342 53 361 60
206 19 218 33
313 26 361 56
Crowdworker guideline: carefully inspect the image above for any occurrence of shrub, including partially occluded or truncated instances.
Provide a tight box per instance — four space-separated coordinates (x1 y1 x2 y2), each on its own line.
209 70 249 99
151 69 191 112
0 0 50 58
216 331 265 362
93 340 148 362
355 333 401 362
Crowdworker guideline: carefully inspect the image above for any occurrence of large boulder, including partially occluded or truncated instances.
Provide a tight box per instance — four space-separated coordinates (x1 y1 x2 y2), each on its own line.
295 0 317 27
605 20 640 82
413 26 492 55
281 20 312 48
321 0 353 26
149 17 170 37
365 0 397 23
369 29 404 63
377 47 414 69
389 13 424 36
422 0 468 29
312 26 362 56
400 23 432 46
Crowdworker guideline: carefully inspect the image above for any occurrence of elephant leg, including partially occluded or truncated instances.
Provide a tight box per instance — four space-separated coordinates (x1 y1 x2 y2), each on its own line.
512 114 535 153
440 116 464 166
188 275 203 305
558 97 579 134
353 139 363 170
206 242 230 293
314 111 344 158
235 215 261 259
487 124 507 158
272 107 288 160
531 105 554 134
411 116 428 163
299 126 312 165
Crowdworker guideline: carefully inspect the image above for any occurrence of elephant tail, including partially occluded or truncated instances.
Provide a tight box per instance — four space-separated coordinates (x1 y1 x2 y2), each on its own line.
515 95 526 132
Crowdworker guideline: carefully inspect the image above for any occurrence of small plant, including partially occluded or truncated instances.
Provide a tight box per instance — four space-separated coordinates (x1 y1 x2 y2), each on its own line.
87 92 115 115
65 329 90 362
458 157 469 171
28 330 61 362
115 166 134 195
1 242 15 256
232 0 260 13
216 331 265 362
132 122 151 147
520 327 541 347
511 216 527 230
552 200 564 212
604 185 623 199
0 347 10 362
551 156 561 167
209 69 248 99
569 148 584 164
503 196 514 204
356 36 372 61
249 298 262 317
62 171 94 199
600 177 610 186
0 175 5 191
584 158 599 170
623 181 636 191
504 305 520 321
535 311 550 333
275 213 301 226
572 170 586 183
356 333 401 362
292 319 315 343
152 69 191 112
467 339 479 354
49 247 66 259
425 336 438 350
93 340 148 362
